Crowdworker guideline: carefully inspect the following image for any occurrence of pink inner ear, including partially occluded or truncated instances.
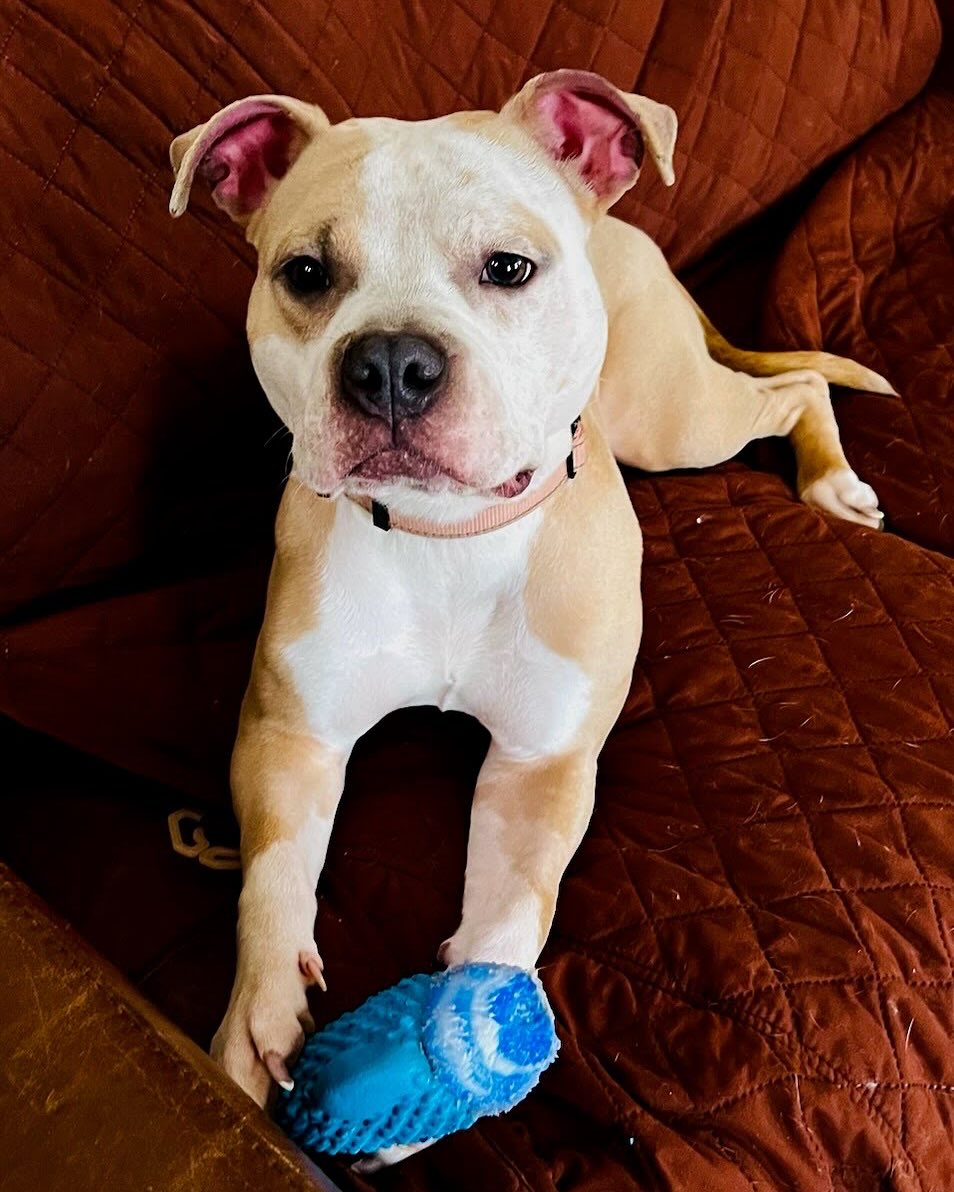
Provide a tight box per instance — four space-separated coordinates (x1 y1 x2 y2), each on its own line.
198 109 295 215
538 90 644 198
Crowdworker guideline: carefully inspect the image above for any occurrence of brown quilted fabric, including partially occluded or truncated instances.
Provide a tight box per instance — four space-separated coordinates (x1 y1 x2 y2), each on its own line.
763 86 954 555
0 0 940 621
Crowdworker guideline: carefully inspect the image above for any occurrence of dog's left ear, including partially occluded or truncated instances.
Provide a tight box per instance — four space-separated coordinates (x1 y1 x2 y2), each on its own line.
502 70 676 212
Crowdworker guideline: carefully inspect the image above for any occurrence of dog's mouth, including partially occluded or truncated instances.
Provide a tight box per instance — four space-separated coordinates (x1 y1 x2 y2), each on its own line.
348 448 534 498
490 470 534 497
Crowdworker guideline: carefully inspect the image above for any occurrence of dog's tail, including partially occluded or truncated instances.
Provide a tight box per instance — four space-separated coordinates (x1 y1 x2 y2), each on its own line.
692 299 897 396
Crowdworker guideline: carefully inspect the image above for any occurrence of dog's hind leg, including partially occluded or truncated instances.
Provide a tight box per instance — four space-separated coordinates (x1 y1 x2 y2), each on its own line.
702 366 883 528
605 352 883 528
591 219 885 527
689 300 886 526
755 368 883 528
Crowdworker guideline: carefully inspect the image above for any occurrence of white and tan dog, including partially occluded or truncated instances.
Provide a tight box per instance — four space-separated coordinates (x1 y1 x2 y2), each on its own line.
170 69 891 1138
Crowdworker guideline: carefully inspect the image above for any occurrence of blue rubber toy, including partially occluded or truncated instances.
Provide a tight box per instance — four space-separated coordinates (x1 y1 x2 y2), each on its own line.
277 962 559 1156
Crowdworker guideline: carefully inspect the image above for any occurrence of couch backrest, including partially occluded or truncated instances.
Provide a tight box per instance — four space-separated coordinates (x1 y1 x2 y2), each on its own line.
0 0 940 618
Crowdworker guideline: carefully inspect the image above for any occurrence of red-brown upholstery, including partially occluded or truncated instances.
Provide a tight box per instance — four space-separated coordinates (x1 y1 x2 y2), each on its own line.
764 85 954 555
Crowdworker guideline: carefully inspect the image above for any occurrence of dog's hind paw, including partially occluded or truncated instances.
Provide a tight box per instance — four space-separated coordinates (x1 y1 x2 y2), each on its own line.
800 467 884 530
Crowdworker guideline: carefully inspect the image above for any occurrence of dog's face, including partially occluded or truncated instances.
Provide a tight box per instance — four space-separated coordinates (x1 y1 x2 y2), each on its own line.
170 73 676 511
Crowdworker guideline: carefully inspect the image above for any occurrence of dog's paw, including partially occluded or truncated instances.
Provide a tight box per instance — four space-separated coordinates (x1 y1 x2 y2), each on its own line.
211 952 322 1105
800 467 884 529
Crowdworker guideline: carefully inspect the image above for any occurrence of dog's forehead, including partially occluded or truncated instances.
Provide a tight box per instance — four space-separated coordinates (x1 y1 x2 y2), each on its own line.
255 112 582 259
360 113 569 216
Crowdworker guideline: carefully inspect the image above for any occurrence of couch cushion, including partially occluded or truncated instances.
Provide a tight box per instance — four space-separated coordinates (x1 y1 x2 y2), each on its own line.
763 87 954 554
0 565 267 801
0 717 241 1045
0 0 940 622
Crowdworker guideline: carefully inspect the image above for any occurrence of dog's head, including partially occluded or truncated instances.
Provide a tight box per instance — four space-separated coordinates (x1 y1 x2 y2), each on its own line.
170 72 676 514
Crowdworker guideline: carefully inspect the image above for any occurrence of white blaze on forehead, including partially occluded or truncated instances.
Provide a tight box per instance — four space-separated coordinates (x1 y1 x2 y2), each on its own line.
356 118 590 305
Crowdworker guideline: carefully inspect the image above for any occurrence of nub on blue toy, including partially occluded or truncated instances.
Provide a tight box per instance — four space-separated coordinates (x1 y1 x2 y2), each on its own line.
277 962 559 1156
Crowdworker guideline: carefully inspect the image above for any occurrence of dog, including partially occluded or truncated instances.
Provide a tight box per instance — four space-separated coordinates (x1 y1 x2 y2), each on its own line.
169 69 891 1162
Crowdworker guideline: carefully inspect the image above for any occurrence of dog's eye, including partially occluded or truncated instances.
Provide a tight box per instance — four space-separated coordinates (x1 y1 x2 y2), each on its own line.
281 255 331 296
480 253 535 288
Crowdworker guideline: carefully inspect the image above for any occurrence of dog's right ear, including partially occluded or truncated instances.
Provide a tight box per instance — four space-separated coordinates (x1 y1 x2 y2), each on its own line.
169 95 329 224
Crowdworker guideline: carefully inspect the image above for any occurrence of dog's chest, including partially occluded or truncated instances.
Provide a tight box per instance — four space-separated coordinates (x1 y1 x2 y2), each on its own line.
282 504 591 758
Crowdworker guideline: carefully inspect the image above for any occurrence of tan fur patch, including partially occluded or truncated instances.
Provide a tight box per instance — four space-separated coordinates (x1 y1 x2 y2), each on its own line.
232 483 340 858
461 405 643 954
444 110 498 133
524 407 642 745
475 750 596 944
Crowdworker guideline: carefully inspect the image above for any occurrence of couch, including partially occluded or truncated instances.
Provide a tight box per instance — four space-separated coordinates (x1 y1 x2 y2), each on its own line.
1 1 952 1189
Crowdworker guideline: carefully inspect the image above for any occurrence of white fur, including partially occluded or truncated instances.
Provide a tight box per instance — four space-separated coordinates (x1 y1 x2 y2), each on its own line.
283 496 592 758
801 467 884 528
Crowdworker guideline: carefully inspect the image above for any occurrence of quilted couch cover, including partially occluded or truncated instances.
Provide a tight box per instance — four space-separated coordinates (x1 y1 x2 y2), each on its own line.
764 86 954 556
2 1 954 1190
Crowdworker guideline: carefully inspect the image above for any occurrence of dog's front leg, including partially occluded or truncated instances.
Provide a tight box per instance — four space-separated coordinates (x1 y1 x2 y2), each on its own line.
357 748 597 1172
441 745 598 970
212 717 349 1106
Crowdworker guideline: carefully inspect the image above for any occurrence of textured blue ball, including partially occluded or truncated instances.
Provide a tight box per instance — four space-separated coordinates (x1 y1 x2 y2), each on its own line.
277 962 559 1156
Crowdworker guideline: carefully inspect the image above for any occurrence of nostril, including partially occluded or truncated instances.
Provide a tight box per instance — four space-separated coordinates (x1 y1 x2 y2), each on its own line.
404 358 443 392
342 338 389 406
398 337 446 399
352 361 383 394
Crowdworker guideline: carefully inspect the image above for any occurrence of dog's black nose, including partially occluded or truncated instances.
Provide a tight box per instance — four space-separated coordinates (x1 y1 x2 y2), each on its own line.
341 333 446 421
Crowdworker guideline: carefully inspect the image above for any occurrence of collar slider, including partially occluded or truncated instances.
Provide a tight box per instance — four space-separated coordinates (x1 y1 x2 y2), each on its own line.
370 500 391 531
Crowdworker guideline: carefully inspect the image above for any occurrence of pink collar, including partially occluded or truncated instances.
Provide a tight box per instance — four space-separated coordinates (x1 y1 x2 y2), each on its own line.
351 418 586 538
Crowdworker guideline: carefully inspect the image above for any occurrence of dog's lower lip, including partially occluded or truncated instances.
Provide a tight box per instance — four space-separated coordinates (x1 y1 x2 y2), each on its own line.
350 449 445 482
348 451 535 497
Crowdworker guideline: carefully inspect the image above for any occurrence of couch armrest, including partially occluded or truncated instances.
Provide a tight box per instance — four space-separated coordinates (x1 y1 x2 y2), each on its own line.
0 864 340 1192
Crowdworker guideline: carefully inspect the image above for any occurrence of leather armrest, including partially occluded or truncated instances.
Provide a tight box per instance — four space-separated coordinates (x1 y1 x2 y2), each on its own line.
0 864 340 1192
